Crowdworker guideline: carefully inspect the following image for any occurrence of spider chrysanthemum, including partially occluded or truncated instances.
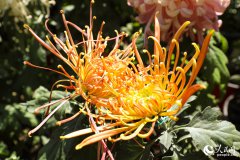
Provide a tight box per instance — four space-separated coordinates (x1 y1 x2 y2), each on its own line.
60 16 214 150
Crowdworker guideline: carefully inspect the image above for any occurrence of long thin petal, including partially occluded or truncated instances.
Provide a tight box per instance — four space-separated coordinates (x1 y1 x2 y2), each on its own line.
75 127 130 150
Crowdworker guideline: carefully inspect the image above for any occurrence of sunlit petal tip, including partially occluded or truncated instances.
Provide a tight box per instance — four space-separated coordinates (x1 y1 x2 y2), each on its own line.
33 110 40 115
119 133 125 139
147 36 154 39
23 24 30 29
28 131 33 137
56 121 62 126
176 100 182 107
134 32 140 37
169 116 179 121
184 21 191 26
199 84 207 89
174 21 191 39
59 136 65 140
108 137 112 141
180 21 190 30
75 145 82 150
209 29 215 35
172 39 177 43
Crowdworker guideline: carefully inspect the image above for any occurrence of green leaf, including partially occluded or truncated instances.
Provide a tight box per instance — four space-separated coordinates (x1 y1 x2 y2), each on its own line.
0 103 38 136
38 114 98 160
209 44 229 81
62 5 75 12
31 86 69 103
158 131 173 154
114 139 153 160
164 151 212 160
25 86 72 121
201 32 230 100
36 47 47 63
205 42 229 84
177 107 240 157
5 152 20 160
162 151 179 160
161 145 210 160
0 142 9 157
230 74 240 85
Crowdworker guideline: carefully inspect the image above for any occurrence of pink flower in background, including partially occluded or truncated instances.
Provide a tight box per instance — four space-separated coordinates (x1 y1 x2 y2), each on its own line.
128 0 230 42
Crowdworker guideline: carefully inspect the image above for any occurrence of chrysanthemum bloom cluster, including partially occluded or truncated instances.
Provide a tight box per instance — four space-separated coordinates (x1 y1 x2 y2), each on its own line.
60 18 213 150
128 0 229 42
24 1 213 151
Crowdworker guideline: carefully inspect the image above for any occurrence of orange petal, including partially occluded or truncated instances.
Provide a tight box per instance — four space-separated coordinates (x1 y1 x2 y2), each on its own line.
75 127 130 150
181 84 206 105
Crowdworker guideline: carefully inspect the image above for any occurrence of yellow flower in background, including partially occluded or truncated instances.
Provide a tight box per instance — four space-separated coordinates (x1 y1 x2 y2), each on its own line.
60 16 214 150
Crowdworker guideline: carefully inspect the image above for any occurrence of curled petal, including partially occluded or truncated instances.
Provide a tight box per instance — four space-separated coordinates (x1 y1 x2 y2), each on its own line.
181 84 206 105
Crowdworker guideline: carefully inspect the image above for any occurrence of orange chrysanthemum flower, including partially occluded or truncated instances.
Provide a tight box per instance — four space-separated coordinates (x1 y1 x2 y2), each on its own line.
24 3 136 136
60 17 214 150
24 0 213 152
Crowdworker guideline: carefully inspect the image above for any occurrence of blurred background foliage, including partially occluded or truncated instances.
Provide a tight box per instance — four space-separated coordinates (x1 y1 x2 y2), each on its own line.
0 0 240 159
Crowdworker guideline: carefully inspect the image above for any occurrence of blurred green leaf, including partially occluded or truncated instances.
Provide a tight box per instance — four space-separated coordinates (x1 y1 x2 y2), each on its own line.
0 142 9 157
162 150 211 160
62 5 75 12
25 86 72 121
229 39 240 74
162 150 179 160
36 47 47 64
114 139 153 160
5 152 20 160
204 32 230 87
230 74 240 85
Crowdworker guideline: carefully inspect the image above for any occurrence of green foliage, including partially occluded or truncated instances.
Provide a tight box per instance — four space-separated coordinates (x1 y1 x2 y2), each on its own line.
1 0 240 159
37 115 98 160
194 32 230 107
228 39 240 82
160 107 240 159
177 107 240 154
204 32 230 87
0 93 40 159
158 131 174 154
113 140 152 160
